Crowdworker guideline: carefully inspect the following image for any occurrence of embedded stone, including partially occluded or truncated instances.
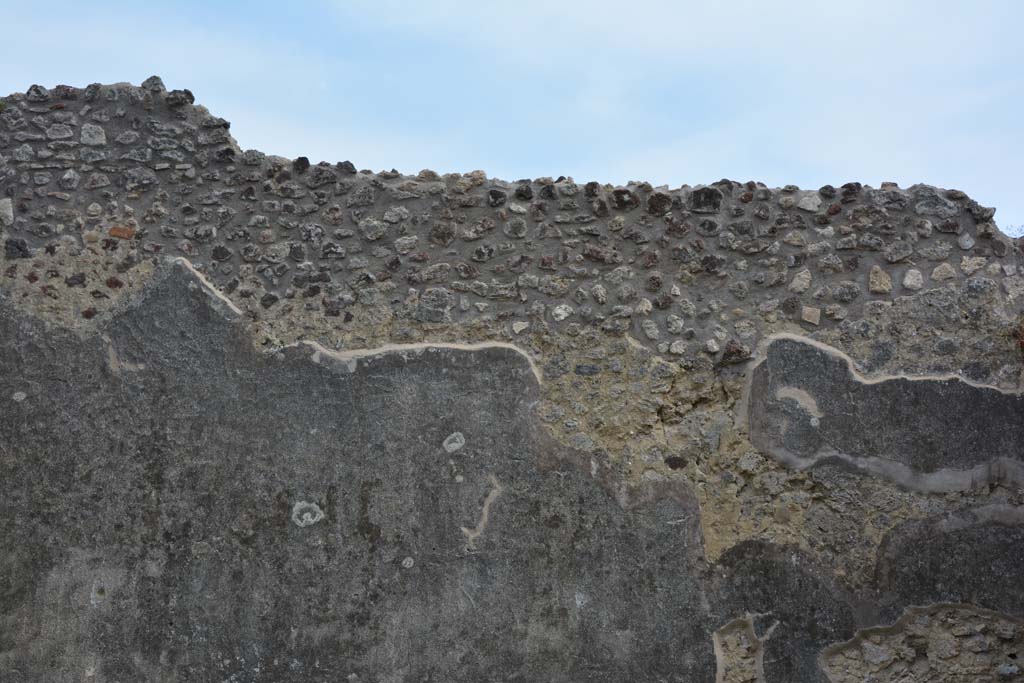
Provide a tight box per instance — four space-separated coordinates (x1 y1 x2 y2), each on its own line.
796 194 822 212
832 281 862 303
383 206 410 224
689 186 723 213
25 83 50 101
781 233 805 250
611 188 639 211
720 339 751 364
359 218 387 241
487 189 507 207
884 240 914 263
646 191 673 216
442 432 466 453
960 256 987 275
45 124 73 140
868 265 892 294
80 123 107 146
902 268 924 290
4 238 30 259
788 268 812 294
913 185 960 219
748 336 1024 490
414 287 454 322
551 303 574 321
124 167 157 191
801 306 821 325
108 226 136 240
141 75 166 92
931 262 957 281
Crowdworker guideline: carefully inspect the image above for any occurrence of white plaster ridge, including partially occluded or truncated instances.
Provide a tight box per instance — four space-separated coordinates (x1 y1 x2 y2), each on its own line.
751 332 1024 394
171 257 243 317
461 474 504 546
170 258 542 383
296 339 543 385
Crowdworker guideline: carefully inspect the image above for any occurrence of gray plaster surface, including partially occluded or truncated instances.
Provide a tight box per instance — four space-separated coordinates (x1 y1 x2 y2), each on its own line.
747 334 1024 491
1 262 718 681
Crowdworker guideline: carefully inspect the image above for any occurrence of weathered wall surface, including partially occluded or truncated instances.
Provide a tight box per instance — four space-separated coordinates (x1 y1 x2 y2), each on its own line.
1 78 1022 681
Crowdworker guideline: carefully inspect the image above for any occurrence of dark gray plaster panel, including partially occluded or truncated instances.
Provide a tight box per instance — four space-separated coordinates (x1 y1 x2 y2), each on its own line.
874 506 1024 622
709 541 856 683
747 334 1024 491
0 261 716 682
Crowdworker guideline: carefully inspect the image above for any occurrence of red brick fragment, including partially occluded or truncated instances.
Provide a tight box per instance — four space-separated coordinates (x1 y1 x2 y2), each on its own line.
108 226 136 240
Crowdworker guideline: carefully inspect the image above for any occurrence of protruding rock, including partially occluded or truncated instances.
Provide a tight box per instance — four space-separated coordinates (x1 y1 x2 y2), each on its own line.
4 238 30 259
689 186 723 213
902 268 924 290
647 191 673 216
868 265 892 294
25 84 49 102
788 268 812 294
141 75 166 92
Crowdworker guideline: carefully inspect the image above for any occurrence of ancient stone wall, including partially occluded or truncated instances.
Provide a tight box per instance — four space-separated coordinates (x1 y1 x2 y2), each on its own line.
1 77 1022 682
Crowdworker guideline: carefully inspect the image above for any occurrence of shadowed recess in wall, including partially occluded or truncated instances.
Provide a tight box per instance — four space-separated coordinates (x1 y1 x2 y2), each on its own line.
746 335 1024 491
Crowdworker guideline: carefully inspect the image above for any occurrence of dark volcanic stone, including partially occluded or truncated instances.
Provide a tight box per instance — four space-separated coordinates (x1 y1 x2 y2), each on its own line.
487 189 507 207
5 238 30 259
514 183 533 200
689 186 723 213
646 191 673 216
165 89 195 107
64 272 86 287
611 188 639 211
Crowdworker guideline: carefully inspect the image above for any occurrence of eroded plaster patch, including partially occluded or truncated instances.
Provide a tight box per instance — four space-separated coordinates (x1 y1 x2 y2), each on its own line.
291 501 325 528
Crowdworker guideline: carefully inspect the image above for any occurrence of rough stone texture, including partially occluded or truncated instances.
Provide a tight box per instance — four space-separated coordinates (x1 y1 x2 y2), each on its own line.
714 615 773 683
823 605 1024 682
2 78 1024 682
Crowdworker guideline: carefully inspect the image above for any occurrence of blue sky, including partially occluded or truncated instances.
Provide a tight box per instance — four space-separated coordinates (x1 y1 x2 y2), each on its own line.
2 0 1022 233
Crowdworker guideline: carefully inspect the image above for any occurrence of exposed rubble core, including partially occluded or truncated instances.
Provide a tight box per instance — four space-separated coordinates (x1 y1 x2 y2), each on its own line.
2 78 1023 682
823 605 1024 682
